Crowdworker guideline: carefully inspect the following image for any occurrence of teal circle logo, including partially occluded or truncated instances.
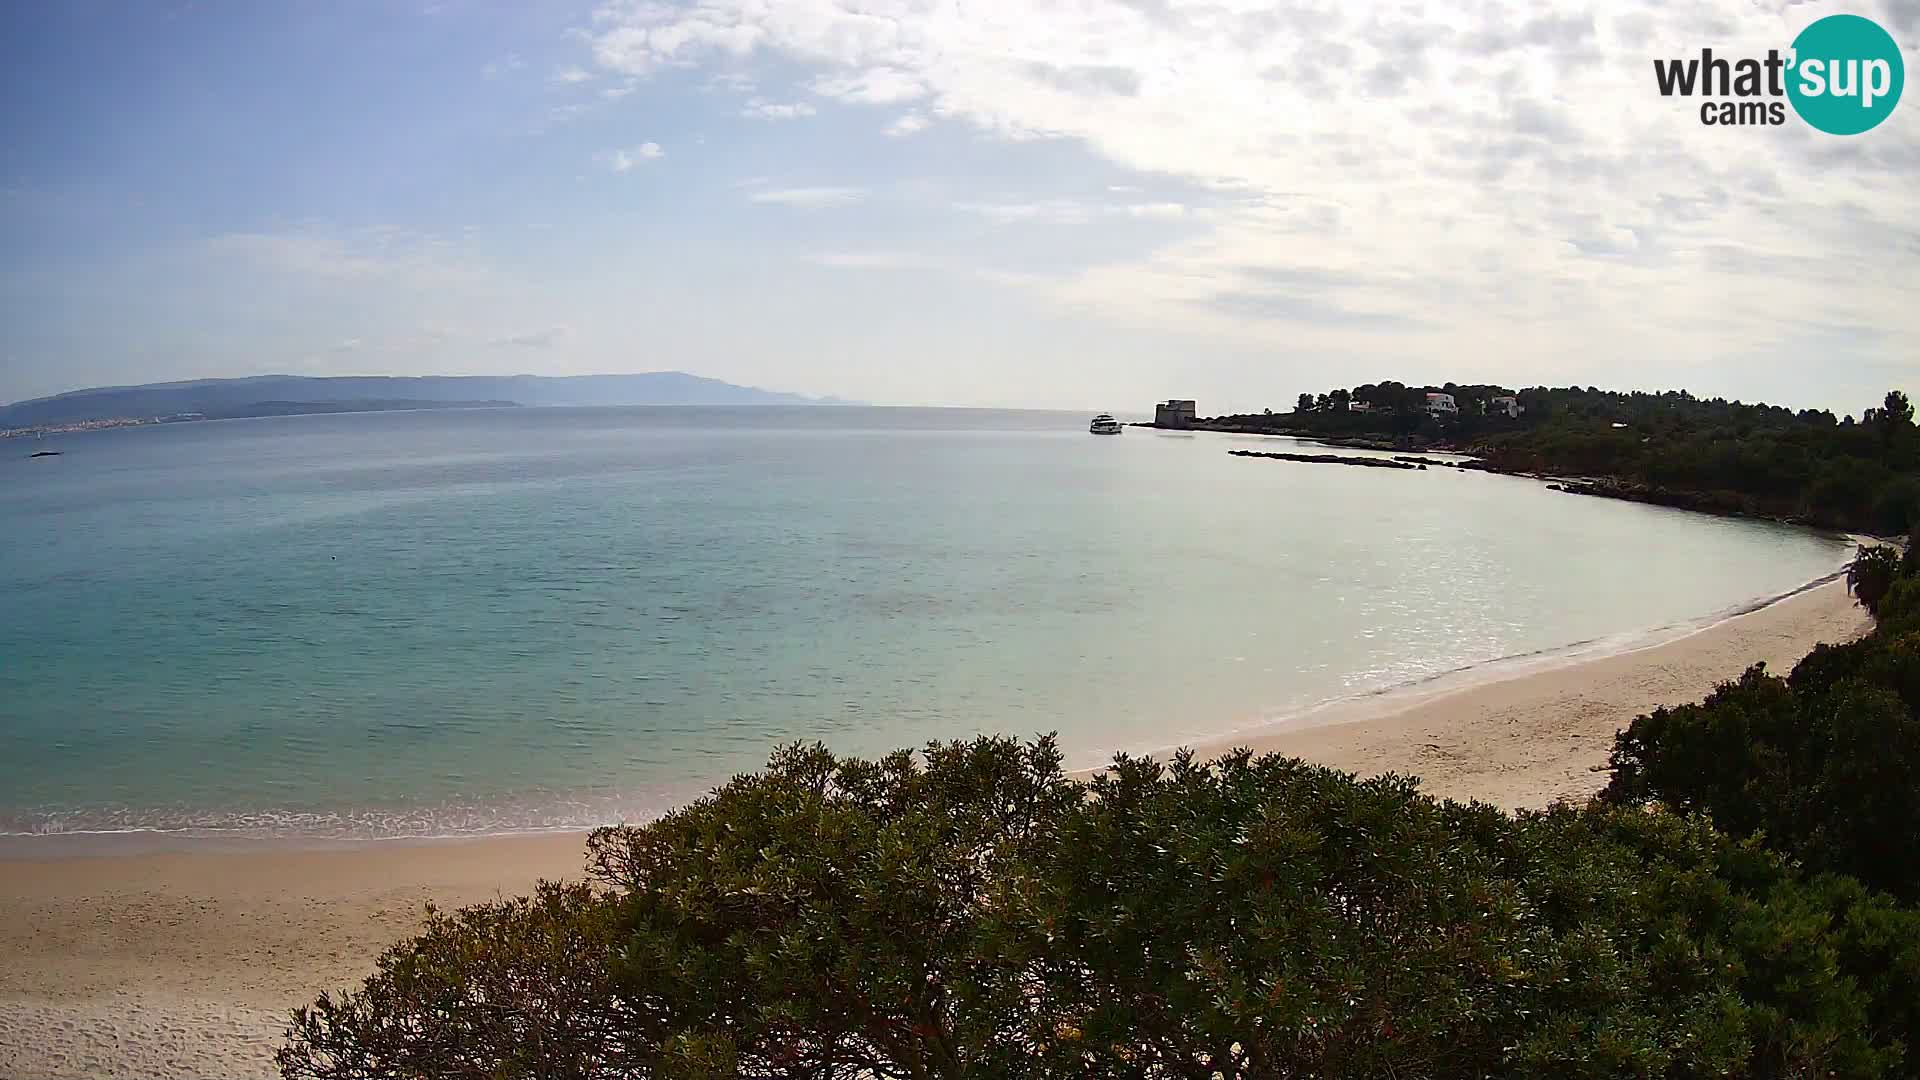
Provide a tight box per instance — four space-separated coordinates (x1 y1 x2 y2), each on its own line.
1787 14 1903 135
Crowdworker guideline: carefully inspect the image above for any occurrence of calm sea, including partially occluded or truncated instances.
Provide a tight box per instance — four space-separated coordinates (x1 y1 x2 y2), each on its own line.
0 406 1850 840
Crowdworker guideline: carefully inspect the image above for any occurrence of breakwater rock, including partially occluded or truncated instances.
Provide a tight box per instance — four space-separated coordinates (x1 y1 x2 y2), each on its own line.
1228 449 1420 470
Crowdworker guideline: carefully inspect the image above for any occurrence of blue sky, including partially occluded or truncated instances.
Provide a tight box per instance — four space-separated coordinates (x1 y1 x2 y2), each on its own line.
2 0 1916 413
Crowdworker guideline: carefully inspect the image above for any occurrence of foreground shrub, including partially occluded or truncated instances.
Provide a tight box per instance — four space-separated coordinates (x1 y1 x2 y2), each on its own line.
1604 641 1920 900
1850 544 1901 615
281 737 1918 1079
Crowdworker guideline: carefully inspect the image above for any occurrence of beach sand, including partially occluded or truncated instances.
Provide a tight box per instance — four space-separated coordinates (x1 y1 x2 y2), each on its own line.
0 580 1871 1079
1171 578 1871 808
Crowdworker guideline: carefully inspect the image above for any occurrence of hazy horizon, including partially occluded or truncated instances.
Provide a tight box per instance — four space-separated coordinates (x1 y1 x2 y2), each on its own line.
1 369 840 407
4 368 1904 421
3 2 1915 414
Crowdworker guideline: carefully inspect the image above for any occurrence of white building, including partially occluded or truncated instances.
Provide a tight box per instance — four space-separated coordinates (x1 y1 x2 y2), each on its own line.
1424 392 1458 415
1489 395 1523 418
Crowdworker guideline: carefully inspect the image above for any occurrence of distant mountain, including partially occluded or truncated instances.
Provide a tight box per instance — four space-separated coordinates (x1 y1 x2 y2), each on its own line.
200 399 519 420
0 373 851 428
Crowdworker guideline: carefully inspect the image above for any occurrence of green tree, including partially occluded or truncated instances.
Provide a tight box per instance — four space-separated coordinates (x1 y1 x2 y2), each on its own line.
1884 390 1913 430
1850 544 1901 615
1604 619 1920 901
283 738 1920 1079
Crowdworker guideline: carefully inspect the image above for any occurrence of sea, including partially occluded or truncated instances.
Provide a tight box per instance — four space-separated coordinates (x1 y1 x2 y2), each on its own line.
0 406 1853 842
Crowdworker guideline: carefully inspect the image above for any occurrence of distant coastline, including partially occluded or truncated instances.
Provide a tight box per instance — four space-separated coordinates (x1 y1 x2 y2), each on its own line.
0 370 854 433
2 398 516 440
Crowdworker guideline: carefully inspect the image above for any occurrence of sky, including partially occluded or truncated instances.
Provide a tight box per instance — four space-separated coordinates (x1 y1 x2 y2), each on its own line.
0 0 1915 414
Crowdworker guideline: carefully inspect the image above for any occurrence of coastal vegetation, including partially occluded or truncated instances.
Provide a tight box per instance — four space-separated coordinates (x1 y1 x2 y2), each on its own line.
1603 541 1920 902
283 550 1920 1080
1211 386 1920 535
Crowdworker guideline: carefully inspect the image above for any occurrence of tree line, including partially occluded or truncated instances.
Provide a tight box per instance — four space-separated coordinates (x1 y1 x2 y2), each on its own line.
1214 385 1920 535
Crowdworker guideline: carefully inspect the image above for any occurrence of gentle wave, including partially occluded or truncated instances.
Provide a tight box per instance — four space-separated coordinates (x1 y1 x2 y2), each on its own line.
0 787 694 845
1097 559 1858 763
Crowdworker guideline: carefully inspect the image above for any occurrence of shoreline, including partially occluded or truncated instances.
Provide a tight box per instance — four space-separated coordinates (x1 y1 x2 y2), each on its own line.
0 559 1859 859
1114 563 1852 763
1162 577 1868 807
0 577 1875 1078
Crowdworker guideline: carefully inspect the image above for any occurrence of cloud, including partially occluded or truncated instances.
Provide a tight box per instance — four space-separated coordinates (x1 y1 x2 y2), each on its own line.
552 66 593 84
748 186 868 208
1126 202 1187 220
605 142 665 171
489 326 570 348
953 199 1190 225
329 338 363 353
1021 62 1142 97
807 251 942 270
884 112 929 136
805 251 1048 291
808 67 926 104
207 225 484 285
482 54 525 79
1203 291 1426 331
542 0 1920 382
954 201 1098 225
742 98 816 119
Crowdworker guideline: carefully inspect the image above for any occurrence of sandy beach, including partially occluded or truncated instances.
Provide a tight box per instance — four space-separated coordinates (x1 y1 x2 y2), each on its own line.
0 579 1871 1080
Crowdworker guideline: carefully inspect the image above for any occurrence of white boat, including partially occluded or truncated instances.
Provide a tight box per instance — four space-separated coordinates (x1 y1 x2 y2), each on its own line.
1089 413 1123 435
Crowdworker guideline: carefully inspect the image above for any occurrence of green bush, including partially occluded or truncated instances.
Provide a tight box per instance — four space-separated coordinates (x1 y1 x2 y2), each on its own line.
1850 545 1903 616
1604 631 1920 902
281 738 1918 1079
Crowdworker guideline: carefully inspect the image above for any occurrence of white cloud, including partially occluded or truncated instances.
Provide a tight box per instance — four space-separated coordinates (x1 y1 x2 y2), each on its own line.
581 0 1920 379
742 98 816 119
954 201 1099 226
808 67 925 104
1126 203 1188 220
706 70 757 93
481 54 524 79
605 142 666 171
552 66 593 84
807 251 940 270
207 225 484 285
489 325 570 348
748 186 868 208
953 200 1191 225
805 251 1047 292
884 112 929 137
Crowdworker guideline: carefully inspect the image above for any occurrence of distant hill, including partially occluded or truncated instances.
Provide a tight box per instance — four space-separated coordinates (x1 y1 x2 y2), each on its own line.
0 372 850 428
201 399 519 420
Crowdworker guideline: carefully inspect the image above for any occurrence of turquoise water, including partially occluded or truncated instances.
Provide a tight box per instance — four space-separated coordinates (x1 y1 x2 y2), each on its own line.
0 407 1850 838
